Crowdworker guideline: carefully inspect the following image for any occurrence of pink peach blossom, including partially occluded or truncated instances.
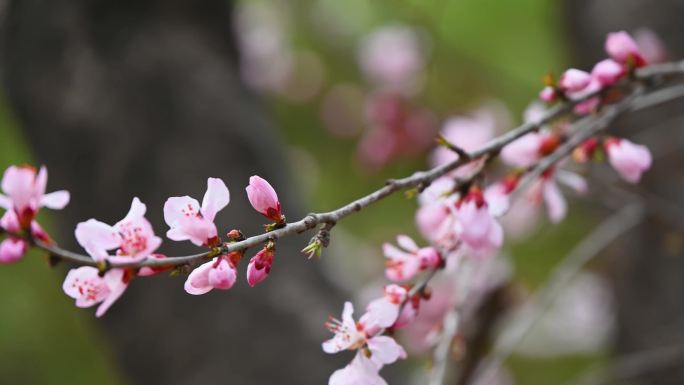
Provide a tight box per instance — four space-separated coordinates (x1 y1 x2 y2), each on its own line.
0 165 69 248
605 31 647 67
360 284 409 331
62 266 129 317
185 255 238 295
453 199 503 258
605 138 652 183
500 132 546 168
0 166 70 227
569 78 603 115
164 178 230 247
559 69 591 92
75 197 161 263
592 59 625 86
324 302 407 385
246 175 283 222
383 235 441 282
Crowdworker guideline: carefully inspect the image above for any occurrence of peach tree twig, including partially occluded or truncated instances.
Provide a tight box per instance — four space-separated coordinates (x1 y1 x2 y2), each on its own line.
13 60 684 272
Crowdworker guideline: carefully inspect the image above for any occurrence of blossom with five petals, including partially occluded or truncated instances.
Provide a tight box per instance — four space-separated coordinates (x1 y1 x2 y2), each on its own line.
164 178 230 247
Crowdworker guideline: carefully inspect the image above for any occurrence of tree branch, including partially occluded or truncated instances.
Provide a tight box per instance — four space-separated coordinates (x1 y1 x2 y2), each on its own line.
14 60 684 271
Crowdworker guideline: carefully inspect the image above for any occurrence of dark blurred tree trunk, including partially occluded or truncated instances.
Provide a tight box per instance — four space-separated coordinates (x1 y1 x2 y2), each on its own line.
566 1 684 384
0 1 345 384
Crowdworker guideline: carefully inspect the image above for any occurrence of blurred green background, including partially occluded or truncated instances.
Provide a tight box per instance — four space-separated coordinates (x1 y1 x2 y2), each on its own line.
0 0 606 383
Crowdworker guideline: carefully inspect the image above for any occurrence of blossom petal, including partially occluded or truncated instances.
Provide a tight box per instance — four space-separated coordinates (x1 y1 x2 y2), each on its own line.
329 353 388 385
0 194 10 209
396 235 419 252
543 181 567 223
201 178 230 222
40 190 70 210
122 197 147 223
184 259 215 295
367 335 407 366
163 196 200 227
75 219 119 261
96 269 128 317
1 166 36 210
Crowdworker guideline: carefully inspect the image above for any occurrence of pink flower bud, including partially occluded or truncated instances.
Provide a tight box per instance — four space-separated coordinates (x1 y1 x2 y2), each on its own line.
605 138 652 183
246 246 274 287
605 31 646 67
539 86 557 103
592 59 625 86
0 237 28 263
246 175 283 222
559 69 592 92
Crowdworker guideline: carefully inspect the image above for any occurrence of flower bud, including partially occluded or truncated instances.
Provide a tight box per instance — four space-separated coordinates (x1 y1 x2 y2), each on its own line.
246 176 283 222
559 69 591 92
605 138 652 183
605 31 647 67
592 59 625 86
0 237 28 264
246 245 275 287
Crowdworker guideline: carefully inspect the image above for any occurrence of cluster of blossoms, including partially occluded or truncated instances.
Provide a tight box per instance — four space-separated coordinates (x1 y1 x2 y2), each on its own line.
0 168 285 317
320 30 658 384
0 166 70 263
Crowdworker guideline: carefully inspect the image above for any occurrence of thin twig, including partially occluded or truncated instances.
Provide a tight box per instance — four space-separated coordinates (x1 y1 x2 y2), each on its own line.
14 61 684 270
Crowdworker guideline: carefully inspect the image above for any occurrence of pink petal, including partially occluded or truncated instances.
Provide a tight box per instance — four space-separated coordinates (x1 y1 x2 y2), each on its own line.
543 180 567 223
415 203 450 242
329 353 388 385
184 260 215 295
96 269 129 317
201 178 230 222
605 31 645 65
556 171 588 194
607 139 652 183
208 258 237 290
75 219 119 261
0 210 21 233
121 197 146 223
364 297 400 329
163 196 200 227
0 194 10 209
559 69 592 92
367 335 407 366
246 255 270 287
382 243 410 262
1 166 36 211
500 133 543 168
329 355 386 385
396 235 419 252
62 266 110 308
591 59 625 86
40 190 70 210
